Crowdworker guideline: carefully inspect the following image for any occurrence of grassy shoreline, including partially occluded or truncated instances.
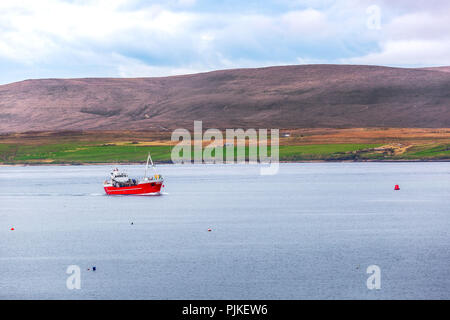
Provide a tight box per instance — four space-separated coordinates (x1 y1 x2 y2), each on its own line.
1 143 449 165
1 159 450 167
1 128 449 165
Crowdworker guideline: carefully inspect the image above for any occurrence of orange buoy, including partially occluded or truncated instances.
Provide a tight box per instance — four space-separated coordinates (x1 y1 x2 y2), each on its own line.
208 228 212 232
10 227 14 231
394 185 400 190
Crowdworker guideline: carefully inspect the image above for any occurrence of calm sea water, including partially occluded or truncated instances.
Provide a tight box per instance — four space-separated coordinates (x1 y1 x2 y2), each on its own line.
0 163 449 299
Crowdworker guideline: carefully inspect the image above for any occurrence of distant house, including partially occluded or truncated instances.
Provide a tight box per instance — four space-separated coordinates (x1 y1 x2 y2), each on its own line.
223 143 234 147
281 133 291 137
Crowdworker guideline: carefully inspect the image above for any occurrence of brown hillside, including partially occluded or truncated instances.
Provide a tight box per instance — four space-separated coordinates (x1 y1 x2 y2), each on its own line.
0 64 449 133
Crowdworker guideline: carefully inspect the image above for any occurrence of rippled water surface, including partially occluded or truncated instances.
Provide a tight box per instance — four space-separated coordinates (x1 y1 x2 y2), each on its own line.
0 163 449 299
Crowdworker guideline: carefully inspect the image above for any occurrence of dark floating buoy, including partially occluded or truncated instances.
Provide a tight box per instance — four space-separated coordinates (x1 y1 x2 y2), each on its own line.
131 222 134 225
93 266 96 271
208 228 212 232
394 184 400 190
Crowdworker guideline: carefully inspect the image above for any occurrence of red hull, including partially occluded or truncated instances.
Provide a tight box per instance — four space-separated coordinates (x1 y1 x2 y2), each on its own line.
104 181 163 195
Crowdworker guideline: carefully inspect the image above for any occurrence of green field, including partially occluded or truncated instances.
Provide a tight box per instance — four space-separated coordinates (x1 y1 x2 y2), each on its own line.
399 144 450 159
1 141 449 164
279 144 380 160
0 142 172 164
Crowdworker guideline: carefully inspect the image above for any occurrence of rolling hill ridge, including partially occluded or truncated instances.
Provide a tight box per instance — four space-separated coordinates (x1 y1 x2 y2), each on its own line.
1 64 449 133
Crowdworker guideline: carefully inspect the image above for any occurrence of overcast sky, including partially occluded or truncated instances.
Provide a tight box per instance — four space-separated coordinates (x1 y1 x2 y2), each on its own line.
0 0 449 84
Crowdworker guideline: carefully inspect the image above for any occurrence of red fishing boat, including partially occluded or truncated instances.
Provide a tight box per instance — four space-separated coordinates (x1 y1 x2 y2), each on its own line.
104 153 164 195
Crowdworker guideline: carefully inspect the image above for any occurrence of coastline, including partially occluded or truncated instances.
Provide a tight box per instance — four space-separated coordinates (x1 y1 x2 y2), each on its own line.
1 128 449 165
1 159 449 167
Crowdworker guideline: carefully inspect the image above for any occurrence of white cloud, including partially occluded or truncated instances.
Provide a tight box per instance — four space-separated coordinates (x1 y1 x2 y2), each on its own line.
343 40 450 66
343 6 450 67
387 12 450 41
176 0 196 7
0 1 336 80
0 0 195 63
281 9 329 36
114 54 206 77
0 0 449 84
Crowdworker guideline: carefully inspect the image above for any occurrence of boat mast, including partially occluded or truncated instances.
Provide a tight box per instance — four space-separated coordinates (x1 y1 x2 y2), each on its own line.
144 152 156 178
145 153 150 178
148 152 155 168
